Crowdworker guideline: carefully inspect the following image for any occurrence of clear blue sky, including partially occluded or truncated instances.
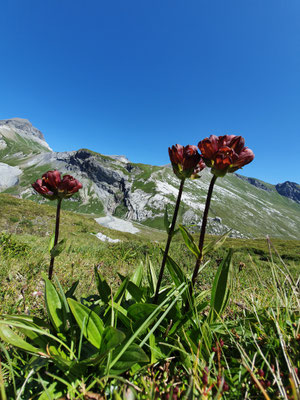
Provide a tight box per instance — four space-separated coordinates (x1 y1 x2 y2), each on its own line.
1 0 299 184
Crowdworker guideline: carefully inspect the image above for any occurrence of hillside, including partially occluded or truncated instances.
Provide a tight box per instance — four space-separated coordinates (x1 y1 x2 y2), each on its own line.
1 118 300 239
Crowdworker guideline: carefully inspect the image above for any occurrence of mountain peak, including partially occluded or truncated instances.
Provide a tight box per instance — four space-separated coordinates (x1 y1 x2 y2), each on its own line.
0 118 45 141
0 118 52 151
275 181 300 204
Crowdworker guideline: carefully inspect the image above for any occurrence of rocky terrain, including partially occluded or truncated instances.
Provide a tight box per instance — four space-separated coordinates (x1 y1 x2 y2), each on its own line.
276 181 300 204
1 118 300 239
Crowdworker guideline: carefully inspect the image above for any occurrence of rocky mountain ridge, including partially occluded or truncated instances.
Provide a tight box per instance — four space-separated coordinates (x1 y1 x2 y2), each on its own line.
1 118 300 239
0 118 51 151
275 181 300 204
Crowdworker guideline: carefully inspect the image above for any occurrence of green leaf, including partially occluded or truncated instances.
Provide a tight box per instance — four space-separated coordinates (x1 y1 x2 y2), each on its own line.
111 344 149 374
209 248 233 322
110 283 186 370
113 276 129 303
0 324 40 353
65 280 79 298
1 316 51 348
0 319 72 354
147 256 157 295
1 314 50 329
44 278 66 332
130 262 143 287
127 303 157 322
68 298 104 349
203 230 231 257
94 266 111 304
100 326 125 354
164 206 170 234
126 262 144 301
165 254 187 287
48 234 55 253
50 239 66 258
18 322 50 349
53 275 70 315
38 381 65 400
107 302 131 329
178 225 200 258
149 333 165 363
126 282 143 302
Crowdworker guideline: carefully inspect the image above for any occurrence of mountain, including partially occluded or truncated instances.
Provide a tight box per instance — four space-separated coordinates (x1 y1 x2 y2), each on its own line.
275 181 300 204
1 118 300 239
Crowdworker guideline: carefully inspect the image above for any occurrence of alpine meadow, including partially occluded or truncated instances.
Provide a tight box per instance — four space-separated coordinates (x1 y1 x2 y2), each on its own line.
0 118 299 399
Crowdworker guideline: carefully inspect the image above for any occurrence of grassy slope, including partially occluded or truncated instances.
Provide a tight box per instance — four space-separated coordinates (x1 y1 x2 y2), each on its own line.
0 134 50 165
1 193 299 315
140 167 300 238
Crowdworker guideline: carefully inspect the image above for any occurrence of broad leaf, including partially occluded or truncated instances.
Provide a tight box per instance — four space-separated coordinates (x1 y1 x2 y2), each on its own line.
113 276 129 303
111 344 149 374
126 281 143 302
178 225 200 258
203 230 231 257
127 303 157 322
100 326 125 354
38 381 65 400
126 262 144 301
130 262 143 287
94 266 111 303
147 257 157 295
0 323 40 353
65 280 79 298
209 248 233 322
50 239 66 258
149 333 165 363
68 298 104 349
44 278 66 332
48 233 55 253
165 254 187 287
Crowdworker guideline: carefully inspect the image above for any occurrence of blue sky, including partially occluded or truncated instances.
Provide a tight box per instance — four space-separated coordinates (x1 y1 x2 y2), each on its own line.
1 0 299 184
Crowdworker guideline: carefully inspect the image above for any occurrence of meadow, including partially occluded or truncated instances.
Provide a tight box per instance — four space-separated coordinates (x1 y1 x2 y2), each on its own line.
0 193 299 399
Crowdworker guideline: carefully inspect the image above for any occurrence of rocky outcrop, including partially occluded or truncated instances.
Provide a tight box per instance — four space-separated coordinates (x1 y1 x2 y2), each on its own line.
182 210 246 238
275 181 300 204
236 174 271 191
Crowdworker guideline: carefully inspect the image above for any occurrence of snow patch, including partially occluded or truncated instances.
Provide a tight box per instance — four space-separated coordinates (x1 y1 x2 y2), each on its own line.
95 215 140 234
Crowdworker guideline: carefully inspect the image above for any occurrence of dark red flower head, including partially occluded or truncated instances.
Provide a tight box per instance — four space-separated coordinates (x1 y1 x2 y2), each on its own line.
168 144 205 179
32 170 82 200
198 135 254 177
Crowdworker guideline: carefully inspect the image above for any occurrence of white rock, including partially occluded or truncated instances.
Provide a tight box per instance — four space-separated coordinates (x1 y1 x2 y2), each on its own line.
94 232 121 243
0 162 22 190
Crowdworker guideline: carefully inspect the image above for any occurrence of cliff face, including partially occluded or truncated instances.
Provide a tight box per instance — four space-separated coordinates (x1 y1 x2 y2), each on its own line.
1 119 300 239
276 181 300 204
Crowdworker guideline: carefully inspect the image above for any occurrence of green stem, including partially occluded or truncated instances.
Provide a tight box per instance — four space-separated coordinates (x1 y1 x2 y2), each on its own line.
154 178 185 303
187 175 217 307
48 198 62 280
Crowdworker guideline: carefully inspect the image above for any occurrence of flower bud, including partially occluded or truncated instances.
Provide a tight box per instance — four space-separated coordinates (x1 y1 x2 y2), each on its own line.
169 144 205 179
